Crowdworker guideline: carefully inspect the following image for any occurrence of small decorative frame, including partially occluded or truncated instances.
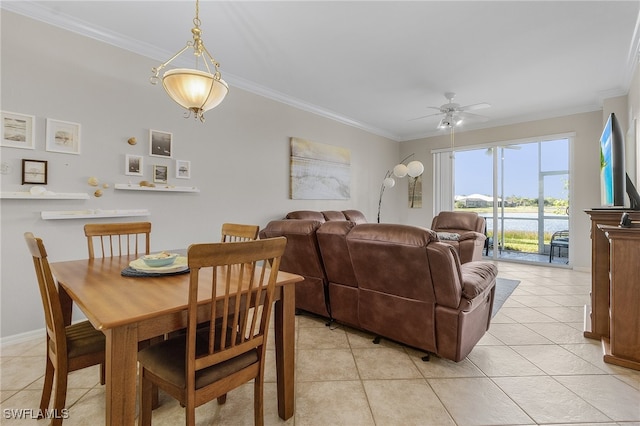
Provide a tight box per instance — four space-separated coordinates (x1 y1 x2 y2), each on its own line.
149 129 172 158
153 164 168 183
46 119 81 155
22 159 47 184
125 154 143 176
1 111 35 150
175 160 191 179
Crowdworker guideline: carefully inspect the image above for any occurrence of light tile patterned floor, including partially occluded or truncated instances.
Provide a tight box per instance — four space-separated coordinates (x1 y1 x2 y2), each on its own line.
2 261 639 425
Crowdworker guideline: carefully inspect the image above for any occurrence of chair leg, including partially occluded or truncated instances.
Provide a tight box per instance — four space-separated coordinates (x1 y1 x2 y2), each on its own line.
39 357 55 416
100 362 105 385
152 384 159 409
185 401 196 426
139 370 153 426
51 365 68 426
217 394 227 404
254 375 264 426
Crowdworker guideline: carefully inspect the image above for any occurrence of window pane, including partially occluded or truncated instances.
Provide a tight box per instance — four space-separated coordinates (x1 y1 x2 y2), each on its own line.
454 149 493 199
541 139 569 172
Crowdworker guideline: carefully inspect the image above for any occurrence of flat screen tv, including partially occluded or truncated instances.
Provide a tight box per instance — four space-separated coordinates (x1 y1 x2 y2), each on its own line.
600 112 640 209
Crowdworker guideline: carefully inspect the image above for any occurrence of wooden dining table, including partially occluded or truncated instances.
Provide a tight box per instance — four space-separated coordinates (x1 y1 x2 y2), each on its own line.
50 253 303 426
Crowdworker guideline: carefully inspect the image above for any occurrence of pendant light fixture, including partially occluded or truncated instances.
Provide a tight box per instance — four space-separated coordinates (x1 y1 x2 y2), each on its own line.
150 0 228 122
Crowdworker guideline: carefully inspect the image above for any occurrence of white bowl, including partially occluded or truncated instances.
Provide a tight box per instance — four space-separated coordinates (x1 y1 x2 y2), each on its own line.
142 252 178 267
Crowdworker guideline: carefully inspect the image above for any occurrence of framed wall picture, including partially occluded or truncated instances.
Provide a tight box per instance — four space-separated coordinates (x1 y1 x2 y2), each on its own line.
22 159 47 184
290 137 351 200
153 164 168 183
46 119 81 155
149 129 172 158
1 111 35 150
175 160 191 179
125 154 143 176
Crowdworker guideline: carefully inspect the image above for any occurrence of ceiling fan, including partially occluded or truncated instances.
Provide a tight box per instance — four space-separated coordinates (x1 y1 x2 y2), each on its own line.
411 92 491 129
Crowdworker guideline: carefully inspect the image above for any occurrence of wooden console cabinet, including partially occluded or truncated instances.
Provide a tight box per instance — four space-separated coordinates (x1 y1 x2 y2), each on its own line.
598 224 640 370
585 209 640 370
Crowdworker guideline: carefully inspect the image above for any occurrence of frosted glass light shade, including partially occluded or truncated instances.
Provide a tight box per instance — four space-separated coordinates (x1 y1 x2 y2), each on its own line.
162 69 229 114
383 177 396 188
393 164 408 178
407 160 424 177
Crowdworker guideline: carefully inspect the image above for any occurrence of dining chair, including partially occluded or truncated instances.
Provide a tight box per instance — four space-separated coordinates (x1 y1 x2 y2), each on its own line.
84 222 151 258
138 237 287 426
220 223 260 242
24 232 106 426
84 221 161 406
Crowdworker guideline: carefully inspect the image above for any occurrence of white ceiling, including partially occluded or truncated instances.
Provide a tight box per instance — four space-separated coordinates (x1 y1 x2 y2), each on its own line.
4 1 640 141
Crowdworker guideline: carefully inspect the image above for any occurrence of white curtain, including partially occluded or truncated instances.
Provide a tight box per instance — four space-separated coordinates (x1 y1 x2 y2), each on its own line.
432 150 454 215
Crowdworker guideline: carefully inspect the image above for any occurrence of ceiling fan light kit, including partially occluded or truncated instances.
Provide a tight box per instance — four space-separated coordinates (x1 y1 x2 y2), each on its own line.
412 92 491 130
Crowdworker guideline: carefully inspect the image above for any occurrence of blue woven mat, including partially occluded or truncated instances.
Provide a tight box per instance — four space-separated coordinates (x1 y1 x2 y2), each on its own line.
121 266 190 277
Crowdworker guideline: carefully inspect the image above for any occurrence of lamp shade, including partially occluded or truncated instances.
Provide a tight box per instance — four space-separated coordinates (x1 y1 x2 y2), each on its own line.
393 164 408 178
407 160 424 177
383 177 396 188
162 69 229 113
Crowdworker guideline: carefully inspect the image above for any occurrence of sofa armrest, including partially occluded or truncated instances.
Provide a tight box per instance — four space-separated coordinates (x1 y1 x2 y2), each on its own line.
457 231 486 242
426 242 463 308
459 262 497 300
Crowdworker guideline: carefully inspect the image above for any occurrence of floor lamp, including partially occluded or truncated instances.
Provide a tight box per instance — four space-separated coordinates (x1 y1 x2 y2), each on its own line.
377 154 425 223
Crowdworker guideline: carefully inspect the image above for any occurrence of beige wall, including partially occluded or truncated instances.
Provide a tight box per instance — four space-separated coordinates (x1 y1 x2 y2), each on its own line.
0 12 398 339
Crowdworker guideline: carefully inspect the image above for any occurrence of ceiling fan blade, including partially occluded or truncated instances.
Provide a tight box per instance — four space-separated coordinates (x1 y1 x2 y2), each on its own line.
459 102 491 111
408 112 443 121
457 111 489 121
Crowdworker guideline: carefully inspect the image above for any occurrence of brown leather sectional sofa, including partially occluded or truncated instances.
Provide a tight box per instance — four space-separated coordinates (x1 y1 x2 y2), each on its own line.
260 210 497 362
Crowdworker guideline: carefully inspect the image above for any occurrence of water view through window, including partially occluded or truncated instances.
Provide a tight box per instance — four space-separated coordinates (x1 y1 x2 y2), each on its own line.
453 138 570 264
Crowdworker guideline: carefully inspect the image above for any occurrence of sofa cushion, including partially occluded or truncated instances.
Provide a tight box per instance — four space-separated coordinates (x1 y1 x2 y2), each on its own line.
460 262 498 299
259 219 329 317
342 210 367 224
317 221 358 287
286 210 325 222
322 210 347 221
348 223 438 246
432 211 483 233
347 224 438 301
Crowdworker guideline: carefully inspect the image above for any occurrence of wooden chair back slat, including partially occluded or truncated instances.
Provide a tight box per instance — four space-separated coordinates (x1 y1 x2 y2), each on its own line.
220 223 260 242
187 237 286 376
84 222 151 258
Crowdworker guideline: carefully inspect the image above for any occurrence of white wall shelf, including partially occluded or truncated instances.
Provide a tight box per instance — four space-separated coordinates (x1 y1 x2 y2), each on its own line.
114 184 200 193
41 209 151 220
0 192 90 200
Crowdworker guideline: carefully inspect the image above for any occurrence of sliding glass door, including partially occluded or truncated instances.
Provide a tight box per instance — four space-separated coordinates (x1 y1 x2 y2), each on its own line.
437 136 570 264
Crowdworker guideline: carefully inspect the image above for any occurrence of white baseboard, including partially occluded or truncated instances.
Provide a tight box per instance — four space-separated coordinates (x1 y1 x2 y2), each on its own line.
0 328 45 347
